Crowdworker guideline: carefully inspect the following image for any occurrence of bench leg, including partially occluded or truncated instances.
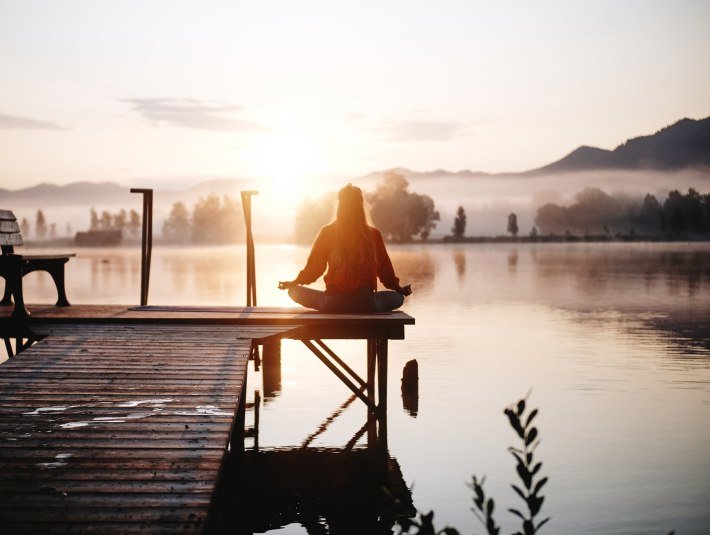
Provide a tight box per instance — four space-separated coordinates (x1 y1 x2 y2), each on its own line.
48 265 70 306
7 260 29 318
1 278 12 306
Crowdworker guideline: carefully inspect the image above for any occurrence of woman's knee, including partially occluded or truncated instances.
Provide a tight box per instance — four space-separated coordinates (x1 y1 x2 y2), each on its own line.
375 291 404 311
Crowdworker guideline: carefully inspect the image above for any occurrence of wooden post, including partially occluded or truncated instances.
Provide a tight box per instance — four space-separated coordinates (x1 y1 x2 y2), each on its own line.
130 189 153 306
240 190 259 306
367 339 377 447
377 338 388 450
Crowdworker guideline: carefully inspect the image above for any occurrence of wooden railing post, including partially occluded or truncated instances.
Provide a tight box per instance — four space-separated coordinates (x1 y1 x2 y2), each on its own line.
240 190 258 306
130 188 153 306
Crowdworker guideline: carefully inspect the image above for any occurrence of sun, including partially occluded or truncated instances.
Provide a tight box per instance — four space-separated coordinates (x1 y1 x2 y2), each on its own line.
247 134 325 209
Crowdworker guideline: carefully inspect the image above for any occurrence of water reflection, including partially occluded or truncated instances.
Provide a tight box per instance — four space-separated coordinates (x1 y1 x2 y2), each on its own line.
452 249 466 281
6 243 710 532
214 448 414 534
216 346 413 535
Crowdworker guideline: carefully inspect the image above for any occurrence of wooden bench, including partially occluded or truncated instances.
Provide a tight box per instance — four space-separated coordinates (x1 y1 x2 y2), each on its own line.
0 209 74 318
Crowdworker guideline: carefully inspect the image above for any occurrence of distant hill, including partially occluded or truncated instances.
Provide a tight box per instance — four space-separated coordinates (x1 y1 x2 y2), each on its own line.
362 116 710 181
2 116 708 208
527 117 710 174
0 181 133 207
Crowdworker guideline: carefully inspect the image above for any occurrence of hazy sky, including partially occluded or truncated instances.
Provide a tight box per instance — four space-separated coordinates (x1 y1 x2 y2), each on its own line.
1 0 709 192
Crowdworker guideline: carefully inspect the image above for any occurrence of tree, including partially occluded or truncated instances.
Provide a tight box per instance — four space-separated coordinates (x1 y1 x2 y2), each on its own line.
294 192 336 244
507 212 519 237
529 225 538 238
35 210 47 240
163 202 191 243
114 209 127 234
191 194 242 244
100 211 112 230
20 218 30 238
90 208 99 230
66 221 72 237
451 206 466 239
368 172 440 242
128 210 141 238
49 223 57 240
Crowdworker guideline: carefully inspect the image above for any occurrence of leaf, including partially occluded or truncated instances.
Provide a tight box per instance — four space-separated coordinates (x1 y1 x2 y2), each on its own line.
526 451 533 464
505 409 525 438
523 519 535 535
516 460 532 489
530 495 545 516
517 399 526 416
531 461 542 477
508 508 526 520
487 497 495 516
533 477 548 495
536 517 551 531
525 427 538 446
440 529 460 535
525 408 538 427
511 484 526 501
486 515 499 535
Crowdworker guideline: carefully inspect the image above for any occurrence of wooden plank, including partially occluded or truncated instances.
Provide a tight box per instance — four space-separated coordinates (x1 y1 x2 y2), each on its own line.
0 220 20 233
0 304 415 327
0 323 262 532
0 209 16 221
0 233 22 246
19 253 76 260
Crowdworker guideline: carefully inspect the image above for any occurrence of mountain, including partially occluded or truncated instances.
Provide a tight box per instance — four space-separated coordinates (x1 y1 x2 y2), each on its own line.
527 117 710 174
1 181 133 207
2 116 708 208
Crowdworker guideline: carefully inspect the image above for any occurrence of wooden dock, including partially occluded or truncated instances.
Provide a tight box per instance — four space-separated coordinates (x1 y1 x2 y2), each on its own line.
0 305 414 533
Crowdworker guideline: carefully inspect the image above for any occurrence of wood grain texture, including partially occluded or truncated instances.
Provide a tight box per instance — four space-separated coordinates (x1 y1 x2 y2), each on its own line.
0 323 294 533
0 304 415 327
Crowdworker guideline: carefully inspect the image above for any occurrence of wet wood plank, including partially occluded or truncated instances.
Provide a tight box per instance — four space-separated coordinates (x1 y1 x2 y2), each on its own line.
0 322 295 533
0 304 415 327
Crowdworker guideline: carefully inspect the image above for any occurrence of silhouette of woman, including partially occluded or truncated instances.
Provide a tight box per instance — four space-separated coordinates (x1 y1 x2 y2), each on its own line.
278 184 412 312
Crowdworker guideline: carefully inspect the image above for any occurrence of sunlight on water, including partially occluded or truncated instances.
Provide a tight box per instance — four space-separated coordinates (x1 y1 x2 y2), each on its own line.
7 242 710 534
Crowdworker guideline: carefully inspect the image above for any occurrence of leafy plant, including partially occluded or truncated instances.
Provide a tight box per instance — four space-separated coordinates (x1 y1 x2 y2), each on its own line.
398 396 549 535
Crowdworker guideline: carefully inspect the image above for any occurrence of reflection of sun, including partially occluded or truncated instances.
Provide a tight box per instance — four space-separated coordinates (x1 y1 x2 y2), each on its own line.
248 134 325 209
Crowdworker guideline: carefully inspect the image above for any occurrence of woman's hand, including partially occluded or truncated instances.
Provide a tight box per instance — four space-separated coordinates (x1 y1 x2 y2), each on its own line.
278 280 296 290
398 284 412 296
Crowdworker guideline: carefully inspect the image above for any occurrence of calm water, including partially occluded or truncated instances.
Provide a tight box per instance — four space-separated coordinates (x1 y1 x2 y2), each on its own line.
8 242 710 534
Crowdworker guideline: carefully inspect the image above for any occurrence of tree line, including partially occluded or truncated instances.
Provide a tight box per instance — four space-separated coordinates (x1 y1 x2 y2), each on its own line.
163 194 244 244
18 210 71 241
534 187 710 237
294 172 440 243
89 208 141 237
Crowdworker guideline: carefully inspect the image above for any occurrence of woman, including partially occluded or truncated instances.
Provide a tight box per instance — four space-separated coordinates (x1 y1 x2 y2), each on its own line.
278 183 411 312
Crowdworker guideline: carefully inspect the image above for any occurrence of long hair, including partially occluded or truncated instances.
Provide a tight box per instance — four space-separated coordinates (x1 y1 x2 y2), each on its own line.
330 184 374 279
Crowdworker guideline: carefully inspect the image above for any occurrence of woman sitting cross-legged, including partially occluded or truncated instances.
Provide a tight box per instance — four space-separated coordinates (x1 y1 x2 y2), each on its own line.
278 183 412 312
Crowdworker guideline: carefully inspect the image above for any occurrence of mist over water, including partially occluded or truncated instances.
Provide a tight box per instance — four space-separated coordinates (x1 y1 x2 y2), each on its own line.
7 168 710 241
6 242 710 534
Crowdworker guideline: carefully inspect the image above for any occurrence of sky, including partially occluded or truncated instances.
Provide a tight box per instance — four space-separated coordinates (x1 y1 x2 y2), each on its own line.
1 0 709 195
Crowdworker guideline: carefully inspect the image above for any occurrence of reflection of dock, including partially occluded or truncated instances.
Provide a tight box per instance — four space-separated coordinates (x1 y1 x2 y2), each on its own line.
214 448 415 534
0 305 414 533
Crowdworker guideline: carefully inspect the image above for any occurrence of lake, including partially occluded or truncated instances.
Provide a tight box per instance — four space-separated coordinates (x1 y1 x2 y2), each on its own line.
6 242 710 534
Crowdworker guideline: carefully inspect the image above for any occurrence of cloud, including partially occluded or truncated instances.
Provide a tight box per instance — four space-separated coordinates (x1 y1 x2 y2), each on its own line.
0 112 66 130
375 120 472 141
122 98 260 132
